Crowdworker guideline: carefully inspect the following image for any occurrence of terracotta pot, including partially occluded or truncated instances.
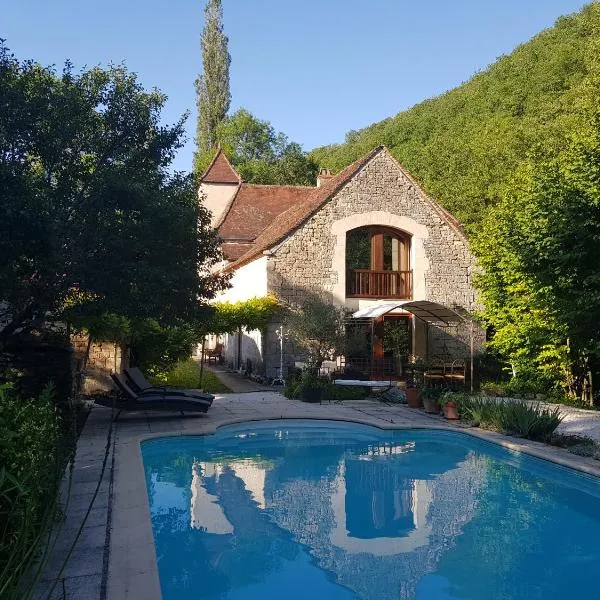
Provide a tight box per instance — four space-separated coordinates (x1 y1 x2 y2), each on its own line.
422 398 440 414
406 388 423 408
443 401 459 420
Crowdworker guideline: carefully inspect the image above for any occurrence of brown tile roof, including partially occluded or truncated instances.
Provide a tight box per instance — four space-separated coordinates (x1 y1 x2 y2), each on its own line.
221 241 255 261
225 146 385 271
218 184 313 242
217 145 468 272
200 148 241 184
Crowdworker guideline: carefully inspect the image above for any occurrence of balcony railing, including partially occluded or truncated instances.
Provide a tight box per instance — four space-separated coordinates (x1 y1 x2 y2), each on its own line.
346 269 413 299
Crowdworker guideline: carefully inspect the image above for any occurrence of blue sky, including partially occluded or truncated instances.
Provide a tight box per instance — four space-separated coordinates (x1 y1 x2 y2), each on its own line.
3 0 590 172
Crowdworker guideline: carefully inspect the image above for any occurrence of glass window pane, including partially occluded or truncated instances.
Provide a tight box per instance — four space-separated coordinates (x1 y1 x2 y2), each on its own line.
346 230 371 270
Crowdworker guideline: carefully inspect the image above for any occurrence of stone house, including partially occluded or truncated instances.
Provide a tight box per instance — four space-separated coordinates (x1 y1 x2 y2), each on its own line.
200 146 482 380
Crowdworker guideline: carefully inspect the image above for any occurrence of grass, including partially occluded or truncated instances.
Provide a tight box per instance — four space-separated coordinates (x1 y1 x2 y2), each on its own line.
153 359 231 393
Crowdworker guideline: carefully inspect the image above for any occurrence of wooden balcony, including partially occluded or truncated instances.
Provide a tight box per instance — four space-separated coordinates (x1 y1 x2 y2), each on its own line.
346 269 413 299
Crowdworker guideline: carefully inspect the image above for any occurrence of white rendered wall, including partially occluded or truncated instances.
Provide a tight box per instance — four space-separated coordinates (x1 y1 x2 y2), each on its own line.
218 257 269 371
199 182 238 228
218 256 268 303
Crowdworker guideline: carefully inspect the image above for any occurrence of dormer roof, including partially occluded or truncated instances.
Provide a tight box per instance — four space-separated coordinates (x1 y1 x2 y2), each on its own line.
200 148 241 184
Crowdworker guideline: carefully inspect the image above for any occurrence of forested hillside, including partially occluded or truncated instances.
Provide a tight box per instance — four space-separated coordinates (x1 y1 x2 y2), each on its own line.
310 3 600 231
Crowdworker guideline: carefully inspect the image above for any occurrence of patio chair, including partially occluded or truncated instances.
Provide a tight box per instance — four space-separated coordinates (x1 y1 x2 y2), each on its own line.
102 373 213 415
423 359 445 386
124 367 214 402
445 359 466 387
204 343 223 365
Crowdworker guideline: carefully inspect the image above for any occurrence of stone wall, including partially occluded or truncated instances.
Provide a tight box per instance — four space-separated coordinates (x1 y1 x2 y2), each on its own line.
72 334 126 394
266 148 484 374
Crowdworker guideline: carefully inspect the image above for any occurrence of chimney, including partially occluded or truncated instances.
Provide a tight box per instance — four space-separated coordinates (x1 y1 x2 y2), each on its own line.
316 167 333 188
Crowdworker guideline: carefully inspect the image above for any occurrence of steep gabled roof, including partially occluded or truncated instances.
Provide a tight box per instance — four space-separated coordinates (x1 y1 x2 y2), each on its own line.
218 184 313 243
200 148 241 184
216 145 468 271
224 146 385 270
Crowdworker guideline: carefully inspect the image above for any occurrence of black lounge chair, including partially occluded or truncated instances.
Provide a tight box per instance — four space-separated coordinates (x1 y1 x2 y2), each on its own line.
124 367 214 403
100 373 213 415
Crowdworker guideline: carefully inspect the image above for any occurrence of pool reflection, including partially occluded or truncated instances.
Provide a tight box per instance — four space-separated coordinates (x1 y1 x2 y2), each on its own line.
143 425 600 600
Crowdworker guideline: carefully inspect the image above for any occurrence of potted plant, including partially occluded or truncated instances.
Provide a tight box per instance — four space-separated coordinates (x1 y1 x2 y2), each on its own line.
440 391 465 419
405 383 422 408
404 356 426 408
421 386 443 414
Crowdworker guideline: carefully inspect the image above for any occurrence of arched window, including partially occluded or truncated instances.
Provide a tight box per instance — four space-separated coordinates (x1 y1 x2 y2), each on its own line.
346 226 412 298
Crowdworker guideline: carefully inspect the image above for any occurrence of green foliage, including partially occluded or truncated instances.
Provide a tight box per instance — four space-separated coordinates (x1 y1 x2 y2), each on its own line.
283 371 368 401
68 312 132 345
473 30 600 403
130 319 201 377
0 383 65 597
440 390 471 408
0 42 226 342
211 295 281 334
461 397 564 441
310 5 600 232
194 0 231 168
421 386 446 402
550 433 600 459
285 297 347 370
198 108 318 185
152 359 230 393
383 319 410 359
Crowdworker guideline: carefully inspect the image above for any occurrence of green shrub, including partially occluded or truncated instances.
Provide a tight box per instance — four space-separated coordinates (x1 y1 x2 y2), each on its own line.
283 372 369 401
462 396 504 426
550 434 600 459
0 383 64 597
461 396 563 441
131 320 200 377
323 381 370 401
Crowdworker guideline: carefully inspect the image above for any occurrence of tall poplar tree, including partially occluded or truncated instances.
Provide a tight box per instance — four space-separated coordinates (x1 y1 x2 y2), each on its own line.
194 0 231 174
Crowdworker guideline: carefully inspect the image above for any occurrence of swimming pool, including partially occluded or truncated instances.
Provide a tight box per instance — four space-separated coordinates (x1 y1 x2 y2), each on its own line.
141 421 600 600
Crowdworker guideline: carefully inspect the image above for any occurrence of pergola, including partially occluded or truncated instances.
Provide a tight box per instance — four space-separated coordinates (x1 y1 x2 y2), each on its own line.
351 300 475 392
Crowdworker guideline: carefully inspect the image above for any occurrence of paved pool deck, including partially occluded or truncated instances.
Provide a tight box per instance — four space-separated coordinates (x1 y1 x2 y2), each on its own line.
34 391 600 600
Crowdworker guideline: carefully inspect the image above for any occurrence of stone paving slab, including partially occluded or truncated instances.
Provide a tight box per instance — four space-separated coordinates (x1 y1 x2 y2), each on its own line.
34 390 600 600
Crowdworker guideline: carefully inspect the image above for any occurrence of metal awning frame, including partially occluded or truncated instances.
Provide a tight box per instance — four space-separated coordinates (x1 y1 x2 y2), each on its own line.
349 300 475 392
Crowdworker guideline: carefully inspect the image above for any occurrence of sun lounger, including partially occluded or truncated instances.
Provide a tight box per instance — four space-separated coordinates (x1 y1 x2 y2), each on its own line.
124 367 214 402
103 373 213 415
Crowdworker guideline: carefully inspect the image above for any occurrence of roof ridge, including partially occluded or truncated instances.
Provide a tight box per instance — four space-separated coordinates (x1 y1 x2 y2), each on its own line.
241 183 315 189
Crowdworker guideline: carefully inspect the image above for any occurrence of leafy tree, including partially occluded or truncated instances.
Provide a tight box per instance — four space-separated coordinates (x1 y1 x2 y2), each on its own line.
285 297 347 370
310 4 600 231
0 43 227 344
197 108 318 186
194 0 231 171
474 43 600 403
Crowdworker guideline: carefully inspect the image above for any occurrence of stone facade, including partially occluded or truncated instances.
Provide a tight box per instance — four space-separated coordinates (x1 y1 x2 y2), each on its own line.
262 149 483 376
210 147 483 378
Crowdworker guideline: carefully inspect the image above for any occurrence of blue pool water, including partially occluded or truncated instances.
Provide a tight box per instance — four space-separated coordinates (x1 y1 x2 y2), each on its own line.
141 421 600 600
